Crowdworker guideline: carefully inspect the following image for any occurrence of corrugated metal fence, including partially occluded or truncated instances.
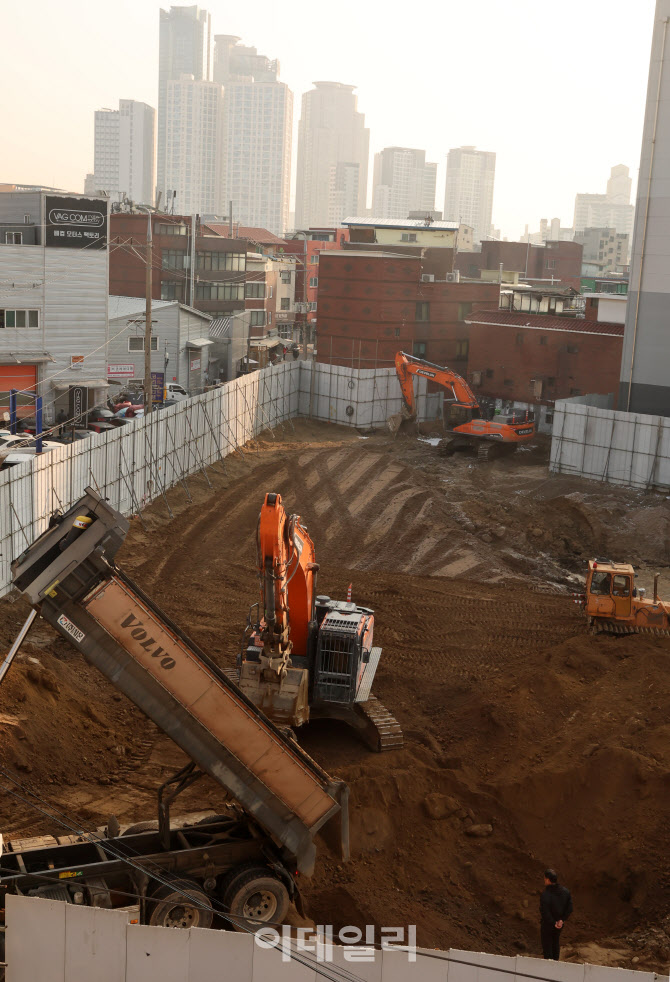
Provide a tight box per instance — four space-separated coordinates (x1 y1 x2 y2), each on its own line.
0 361 433 598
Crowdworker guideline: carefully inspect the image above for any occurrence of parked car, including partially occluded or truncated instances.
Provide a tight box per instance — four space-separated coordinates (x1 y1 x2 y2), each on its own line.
0 432 61 450
0 447 57 469
165 382 189 401
52 429 92 445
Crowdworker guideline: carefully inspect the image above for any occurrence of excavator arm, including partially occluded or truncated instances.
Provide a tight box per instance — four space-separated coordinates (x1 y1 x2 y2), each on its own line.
394 350 480 419
256 492 318 674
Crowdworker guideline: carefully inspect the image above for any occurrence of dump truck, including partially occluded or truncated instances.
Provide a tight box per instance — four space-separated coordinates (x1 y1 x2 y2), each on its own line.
2 489 349 936
236 492 402 751
585 558 670 635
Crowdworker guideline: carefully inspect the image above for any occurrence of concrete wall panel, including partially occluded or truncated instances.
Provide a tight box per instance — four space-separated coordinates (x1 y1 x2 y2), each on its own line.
6 896 66 982
125 924 190 982
252 936 317 982
188 928 253 982
64 905 128 982
383 947 448 982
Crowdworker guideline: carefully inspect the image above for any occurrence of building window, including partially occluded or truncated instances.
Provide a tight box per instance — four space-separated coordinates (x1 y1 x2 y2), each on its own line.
280 271 292 284
539 336 547 345
280 297 291 310
157 223 187 236
161 281 184 301
547 376 556 386
413 342 426 357
310 255 319 264
196 283 245 301
128 336 159 352
456 339 469 358
5 232 22 245
486 368 494 378
570 387 581 396
546 259 556 270
245 282 266 299
504 378 514 387
545 412 554 424
395 327 401 338
279 324 292 339
401 233 417 242
250 311 266 327
457 302 473 320
162 249 187 270
309 277 318 288
567 345 579 354
415 302 430 321
309 301 317 311
197 251 246 271
0 309 39 328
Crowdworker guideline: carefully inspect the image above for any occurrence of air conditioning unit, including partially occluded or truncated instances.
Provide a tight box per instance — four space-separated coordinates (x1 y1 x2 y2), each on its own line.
421 274 435 282
445 271 460 283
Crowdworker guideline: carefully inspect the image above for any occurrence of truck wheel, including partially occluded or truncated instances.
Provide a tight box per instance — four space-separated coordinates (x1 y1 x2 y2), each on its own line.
222 867 289 931
147 877 213 929
122 821 159 835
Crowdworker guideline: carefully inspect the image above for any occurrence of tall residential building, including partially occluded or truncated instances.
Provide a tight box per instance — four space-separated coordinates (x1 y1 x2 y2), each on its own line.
620 1 670 414
164 76 224 214
295 82 370 229
92 100 156 205
443 146 496 246
214 36 293 235
158 6 212 203
573 165 634 238
371 147 437 220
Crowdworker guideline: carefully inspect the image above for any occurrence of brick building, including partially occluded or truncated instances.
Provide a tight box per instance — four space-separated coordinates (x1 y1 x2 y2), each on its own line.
464 295 624 408
456 239 583 291
316 250 498 370
283 228 351 344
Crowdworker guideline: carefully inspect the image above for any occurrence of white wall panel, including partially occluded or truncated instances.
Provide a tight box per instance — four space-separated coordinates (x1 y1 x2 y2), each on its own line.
188 928 253 982
6 896 66 982
125 924 190 982
64 904 128 982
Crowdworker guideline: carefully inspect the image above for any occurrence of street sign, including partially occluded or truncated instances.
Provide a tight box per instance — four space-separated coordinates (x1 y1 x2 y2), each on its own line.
150 372 164 403
107 365 135 377
68 385 88 423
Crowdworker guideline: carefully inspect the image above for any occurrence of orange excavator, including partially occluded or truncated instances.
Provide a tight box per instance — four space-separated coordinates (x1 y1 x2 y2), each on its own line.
391 351 536 458
234 492 403 751
584 559 670 635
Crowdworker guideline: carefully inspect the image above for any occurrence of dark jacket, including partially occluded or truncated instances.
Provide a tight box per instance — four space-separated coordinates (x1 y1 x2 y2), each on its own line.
540 884 573 926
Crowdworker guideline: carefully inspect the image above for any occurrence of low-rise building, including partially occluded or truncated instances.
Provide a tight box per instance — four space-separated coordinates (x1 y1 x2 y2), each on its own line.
316 250 498 370
455 239 583 291
107 296 212 395
574 226 629 274
283 227 351 345
465 292 625 414
0 189 109 424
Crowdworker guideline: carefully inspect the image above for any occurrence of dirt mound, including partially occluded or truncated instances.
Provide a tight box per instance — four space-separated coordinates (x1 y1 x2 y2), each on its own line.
2 419 670 966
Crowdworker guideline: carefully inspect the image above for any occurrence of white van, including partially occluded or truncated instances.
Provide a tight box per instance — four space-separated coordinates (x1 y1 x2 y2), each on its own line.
165 382 189 401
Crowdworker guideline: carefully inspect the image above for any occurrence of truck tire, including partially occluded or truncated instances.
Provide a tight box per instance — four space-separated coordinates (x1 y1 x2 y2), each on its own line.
221 866 289 931
147 877 213 929
122 821 159 836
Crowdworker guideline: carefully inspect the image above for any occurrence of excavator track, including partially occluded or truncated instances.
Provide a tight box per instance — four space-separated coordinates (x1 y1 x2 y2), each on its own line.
590 619 670 637
353 696 404 752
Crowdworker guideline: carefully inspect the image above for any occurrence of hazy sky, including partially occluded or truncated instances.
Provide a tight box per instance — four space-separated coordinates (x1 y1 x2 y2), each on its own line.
2 0 656 239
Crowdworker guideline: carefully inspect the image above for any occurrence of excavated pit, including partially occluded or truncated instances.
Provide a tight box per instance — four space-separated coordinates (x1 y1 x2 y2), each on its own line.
1 418 670 967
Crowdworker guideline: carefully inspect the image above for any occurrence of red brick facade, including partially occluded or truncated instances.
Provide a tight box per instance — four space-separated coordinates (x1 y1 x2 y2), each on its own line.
465 311 623 405
455 240 583 292
316 252 499 370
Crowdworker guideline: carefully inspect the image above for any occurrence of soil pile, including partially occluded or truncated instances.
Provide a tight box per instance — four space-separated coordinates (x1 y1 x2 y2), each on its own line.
1 419 670 967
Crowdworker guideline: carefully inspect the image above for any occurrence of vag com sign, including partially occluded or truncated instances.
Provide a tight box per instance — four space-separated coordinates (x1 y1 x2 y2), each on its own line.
45 195 108 249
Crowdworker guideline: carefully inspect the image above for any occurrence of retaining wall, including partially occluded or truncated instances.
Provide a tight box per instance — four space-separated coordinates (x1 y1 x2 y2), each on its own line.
0 362 431 598
550 400 670 490
5 896 654 982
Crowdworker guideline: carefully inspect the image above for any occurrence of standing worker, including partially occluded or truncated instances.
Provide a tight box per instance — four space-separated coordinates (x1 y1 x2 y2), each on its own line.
540 868 573 960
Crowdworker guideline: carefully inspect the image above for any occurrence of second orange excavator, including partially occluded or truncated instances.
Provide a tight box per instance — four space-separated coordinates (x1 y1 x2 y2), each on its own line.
390 350 536 458
233 492 403 751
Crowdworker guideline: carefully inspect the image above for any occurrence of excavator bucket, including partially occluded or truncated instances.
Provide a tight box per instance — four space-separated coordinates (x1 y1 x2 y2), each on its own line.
386 412 404 437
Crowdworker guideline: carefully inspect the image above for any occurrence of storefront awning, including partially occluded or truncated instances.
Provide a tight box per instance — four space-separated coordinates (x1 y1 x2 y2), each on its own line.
5 352 56 364
186 337 214 349
52 379 109 391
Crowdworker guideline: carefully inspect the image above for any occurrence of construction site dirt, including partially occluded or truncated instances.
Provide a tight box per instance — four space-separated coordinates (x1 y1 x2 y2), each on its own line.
2 418 670 969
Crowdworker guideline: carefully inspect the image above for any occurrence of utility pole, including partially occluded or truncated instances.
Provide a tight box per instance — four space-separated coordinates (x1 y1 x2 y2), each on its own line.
141 208 153 415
